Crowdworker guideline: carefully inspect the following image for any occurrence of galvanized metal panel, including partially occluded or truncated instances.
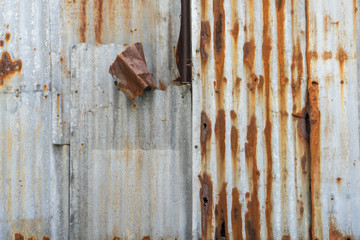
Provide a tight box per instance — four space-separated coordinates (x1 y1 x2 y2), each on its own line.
307 0 360 239
51 0 181 144
192 0 310 239
0 0 69 239
70 44 191 239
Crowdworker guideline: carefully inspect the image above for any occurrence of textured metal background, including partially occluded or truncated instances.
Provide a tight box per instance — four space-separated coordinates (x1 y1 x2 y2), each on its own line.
192 0 358 239
1 0 360 239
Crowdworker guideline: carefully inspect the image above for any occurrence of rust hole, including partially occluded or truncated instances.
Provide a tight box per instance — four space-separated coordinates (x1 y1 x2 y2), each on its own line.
5 32 11 42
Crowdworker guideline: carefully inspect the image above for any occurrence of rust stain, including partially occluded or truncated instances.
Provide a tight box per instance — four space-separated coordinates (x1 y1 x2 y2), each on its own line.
213 0 226 110
322 51 333 60
329 217 353 240
336 177 342 187
201 111 212 166
231 125 239 182
56 93 60 117
15 233 24 240
142 236 150 240
0 40 4 47
79 0 88 43
281 235 291 240
158 80 166 91
291 37 304 116
243 41 256 71
0 51 23 87
215 109 226 183
244 116 260 240
5 32 11 42
247 73 258 91
306 2 322 238
231 0 240 112
262 0 273 237
42 237 50 240
199 172 214 239
215 183 229 239
94 0 104 44
231 188 243 240
113 237 121 240
200 21 211 64
301 155 307 174
230 22 239 41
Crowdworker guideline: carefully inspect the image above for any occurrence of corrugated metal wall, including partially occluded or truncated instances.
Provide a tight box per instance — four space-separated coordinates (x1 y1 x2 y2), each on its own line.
1 0 359 239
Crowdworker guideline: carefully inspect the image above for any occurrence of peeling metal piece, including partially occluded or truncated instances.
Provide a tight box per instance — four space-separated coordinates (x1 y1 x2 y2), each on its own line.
109 42 157 102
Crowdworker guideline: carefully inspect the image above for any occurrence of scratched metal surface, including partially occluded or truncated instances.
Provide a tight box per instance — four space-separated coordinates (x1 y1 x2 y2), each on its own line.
70 44 192 239
0 0 69 239
192 0 311 239
192 0 360 240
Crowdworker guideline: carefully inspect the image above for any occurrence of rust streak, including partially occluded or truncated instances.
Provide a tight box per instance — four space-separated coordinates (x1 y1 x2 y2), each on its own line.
215 183 229 239
0 51 22 87
15 233 24 240
94 0 104 44
231 188 243 240
329 217 353 240
79 0 88 43
201 111 212 167
0 40 3 47
322 51 333 60
142 236 151 240
42 237 50 240
5 32 11 42
244 116 260 240
200 21 211 64
215 109 226 182
262 0 273 237
199 172 214 239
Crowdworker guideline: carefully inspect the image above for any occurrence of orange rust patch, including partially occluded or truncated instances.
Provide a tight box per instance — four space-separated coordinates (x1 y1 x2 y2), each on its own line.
329 217 353 240
230 110 237 120
336 48 348 64
15 233 24 240
245 116 260 240
247 73 258 91
213 0 226 110
231 188 243 240
215 183 229 239
258 75 264 89
243 41 256 70
301 155 307 174
42 236 50 240
230 22 239 41
199 172 214 239
142 236 150 240
79 0 88 43
94 0 104 44
158 80 166 91
0 40 4 47
291 37 304 116
5 32 11 42
0 51 22 87
262 0 273 236
113 237 121 240
281 235 291 240
200 21 211 63
201 111 212 164
322 51 333 60
215 109 226 182
336 177 342 186
231 126 239 176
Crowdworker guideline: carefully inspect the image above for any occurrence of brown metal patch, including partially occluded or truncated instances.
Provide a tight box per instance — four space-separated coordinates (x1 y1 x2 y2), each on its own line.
199 172 214 239
109 43 157 102
200 21 211 63
231 188 243 240
94 0 104 44
215 183 229 239
0 51 22 87
329 217 353 240
5 32 11 42
79 0 87 43
14 233 24 240
245 116 260 240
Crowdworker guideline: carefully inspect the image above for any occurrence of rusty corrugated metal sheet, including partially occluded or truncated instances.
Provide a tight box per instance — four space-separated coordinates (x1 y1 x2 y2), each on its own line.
70 44 192 239
192 0 360 239
307 0 360 239
0 0 69 239
192 0 310 239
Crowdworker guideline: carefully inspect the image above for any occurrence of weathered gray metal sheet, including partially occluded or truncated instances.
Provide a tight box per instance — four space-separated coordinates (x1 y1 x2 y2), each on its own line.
307 0 360 239
0 0 69 239
51 0 181 144
192 0 310 239
70 44 192 239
